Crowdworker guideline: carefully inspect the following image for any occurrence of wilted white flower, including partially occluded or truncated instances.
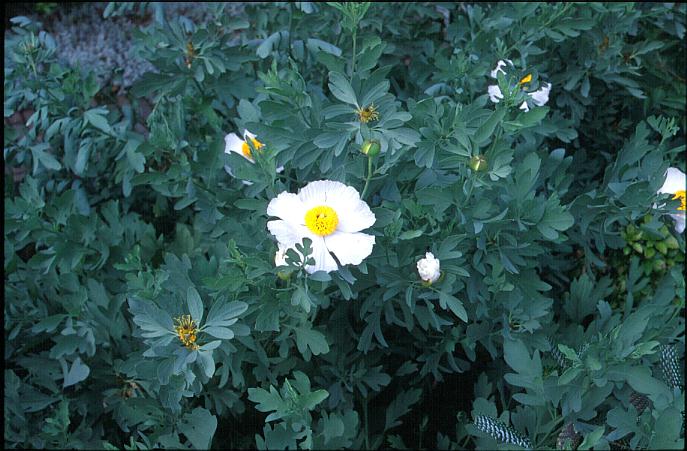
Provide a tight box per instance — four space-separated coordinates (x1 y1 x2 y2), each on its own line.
224 130 283 184
487 61 552 111
266 180 376 274
658 167 686 233
490 59 513 78
417 252 441 284
225 130 262 163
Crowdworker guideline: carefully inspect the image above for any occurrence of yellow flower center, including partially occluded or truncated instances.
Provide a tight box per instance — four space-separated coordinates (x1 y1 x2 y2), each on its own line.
304 205 339 236
174 315 199 350
241 137 264 159
356 104 380 124
519 74 532 85
673 190 686 211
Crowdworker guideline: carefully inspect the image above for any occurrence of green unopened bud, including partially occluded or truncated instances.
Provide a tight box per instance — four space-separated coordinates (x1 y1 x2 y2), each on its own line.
623 246 631 255
361 140 381 156
644 247 656 258
469 155 488 172
632 243 643 254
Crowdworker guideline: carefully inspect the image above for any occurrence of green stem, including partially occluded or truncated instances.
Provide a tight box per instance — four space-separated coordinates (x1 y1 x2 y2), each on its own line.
351 29 357 76
361 156 374 199
465 173 477 202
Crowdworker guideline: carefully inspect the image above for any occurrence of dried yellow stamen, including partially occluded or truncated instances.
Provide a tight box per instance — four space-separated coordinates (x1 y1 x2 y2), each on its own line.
356 104 380 124
174 315 200 350
304 205 339 236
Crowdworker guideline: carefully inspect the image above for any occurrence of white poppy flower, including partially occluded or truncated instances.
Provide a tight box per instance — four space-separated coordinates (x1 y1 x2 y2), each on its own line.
487 85 504 103
266 180 376 274
490 59 513 78
417 252 441 284
658 167 686 233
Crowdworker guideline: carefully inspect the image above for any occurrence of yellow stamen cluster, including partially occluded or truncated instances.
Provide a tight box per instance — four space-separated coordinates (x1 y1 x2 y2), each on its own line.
673 190 686 211
356 104 380 124
241 137 264 159
304 205 339 236
519 74 532 85
174 315 199 350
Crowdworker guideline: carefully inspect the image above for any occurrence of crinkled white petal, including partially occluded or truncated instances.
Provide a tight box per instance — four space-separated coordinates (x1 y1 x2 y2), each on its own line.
529 82 551 106
267 220 303 248
308 236 339 273
670 213 686 234
267 192 306 227
297 180 375 233
487 85 504 103
658 167 686 195
275 244 305 267
243 130 257 141
224 133 243 155
275 245 288 267
490 59 512 78
324 231 375 266
519 101 530 112
417 252 441 283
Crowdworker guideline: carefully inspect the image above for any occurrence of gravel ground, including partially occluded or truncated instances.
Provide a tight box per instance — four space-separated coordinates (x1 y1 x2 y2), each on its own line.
7 2 246 91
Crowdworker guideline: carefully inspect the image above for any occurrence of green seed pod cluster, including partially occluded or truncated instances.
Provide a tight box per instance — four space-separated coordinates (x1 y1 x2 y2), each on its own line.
609 214 684 307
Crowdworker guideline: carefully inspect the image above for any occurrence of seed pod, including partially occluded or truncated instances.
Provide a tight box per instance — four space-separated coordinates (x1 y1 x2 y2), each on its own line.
361 140 381 157
665 236 679 249
656 242 668 255
469 155 488 172
653 259 666 272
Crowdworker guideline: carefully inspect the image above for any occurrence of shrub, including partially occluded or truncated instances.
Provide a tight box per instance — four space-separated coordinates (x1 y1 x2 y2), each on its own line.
4 2 685 449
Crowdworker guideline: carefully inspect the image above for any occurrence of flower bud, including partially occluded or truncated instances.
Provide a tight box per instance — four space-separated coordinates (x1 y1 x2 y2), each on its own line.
361 140 381 157
417 252 441 284
469 155 488 172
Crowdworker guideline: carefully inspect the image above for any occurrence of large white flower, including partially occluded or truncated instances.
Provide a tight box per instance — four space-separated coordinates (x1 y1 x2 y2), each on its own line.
266 180 376 274
658 167 686 233
417 252 441 284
